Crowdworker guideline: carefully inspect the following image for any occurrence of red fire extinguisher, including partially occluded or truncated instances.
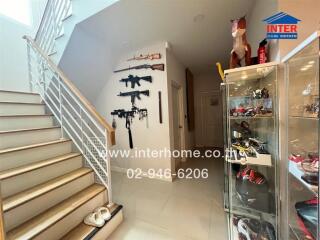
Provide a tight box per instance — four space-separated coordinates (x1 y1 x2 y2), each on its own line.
258 38 268 64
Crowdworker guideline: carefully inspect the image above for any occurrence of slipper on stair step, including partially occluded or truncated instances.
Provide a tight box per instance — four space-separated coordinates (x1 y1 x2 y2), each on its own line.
94 206 111 221
84 212 105 227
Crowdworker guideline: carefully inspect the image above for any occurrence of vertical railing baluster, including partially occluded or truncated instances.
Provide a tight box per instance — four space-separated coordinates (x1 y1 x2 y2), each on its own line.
51 0 58 54
80 108 84 154
26 43 33 92
41 60 46 92
105 129 113 206
58 78 64 138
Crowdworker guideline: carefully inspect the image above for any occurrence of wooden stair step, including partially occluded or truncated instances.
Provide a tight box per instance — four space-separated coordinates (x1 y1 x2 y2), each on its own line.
0 102 44 105
61 204 123 240
0 114 53 119
6 184 106 240
0 139 71 155
0 153 81 180
0 126 60 134
0 90 39 95
3 168 92 212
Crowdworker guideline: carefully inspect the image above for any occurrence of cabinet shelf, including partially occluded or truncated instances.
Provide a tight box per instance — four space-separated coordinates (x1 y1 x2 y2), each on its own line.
289 115 319 120
289 161 318 195
229 115 274 120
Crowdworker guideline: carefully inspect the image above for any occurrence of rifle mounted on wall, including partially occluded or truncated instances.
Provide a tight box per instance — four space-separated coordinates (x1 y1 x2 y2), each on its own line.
117 90 150 106
120 75 152 88
114 64 165 73
127 53 161 61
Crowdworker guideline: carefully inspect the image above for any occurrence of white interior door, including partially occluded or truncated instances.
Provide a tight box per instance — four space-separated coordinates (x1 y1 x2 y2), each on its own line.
172 84 183 167
200 92 223 147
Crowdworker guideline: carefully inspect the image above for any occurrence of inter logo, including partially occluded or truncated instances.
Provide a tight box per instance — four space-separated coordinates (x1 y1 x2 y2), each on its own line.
263 12 301 39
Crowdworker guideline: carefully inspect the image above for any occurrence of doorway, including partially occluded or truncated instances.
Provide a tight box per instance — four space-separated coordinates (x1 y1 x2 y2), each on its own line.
200 91 223 147
171 82 185 169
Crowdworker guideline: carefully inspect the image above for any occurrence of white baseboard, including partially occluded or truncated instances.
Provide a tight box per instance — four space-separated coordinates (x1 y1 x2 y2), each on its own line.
111 166 173 182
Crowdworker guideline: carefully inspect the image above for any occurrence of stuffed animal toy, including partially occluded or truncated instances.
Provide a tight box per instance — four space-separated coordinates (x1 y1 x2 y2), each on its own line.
230 16 252 68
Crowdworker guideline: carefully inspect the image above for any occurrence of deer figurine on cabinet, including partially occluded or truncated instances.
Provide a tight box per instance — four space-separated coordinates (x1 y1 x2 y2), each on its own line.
230 16 251 69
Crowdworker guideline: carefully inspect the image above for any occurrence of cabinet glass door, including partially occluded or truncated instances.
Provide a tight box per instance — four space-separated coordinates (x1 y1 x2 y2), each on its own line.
286 35 319 240
224 63 279 240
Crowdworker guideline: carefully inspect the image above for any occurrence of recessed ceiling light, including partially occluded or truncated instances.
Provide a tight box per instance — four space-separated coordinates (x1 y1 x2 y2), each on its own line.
301 67 308 71
308 60 315 64
241 75 248 80
193 14 205 23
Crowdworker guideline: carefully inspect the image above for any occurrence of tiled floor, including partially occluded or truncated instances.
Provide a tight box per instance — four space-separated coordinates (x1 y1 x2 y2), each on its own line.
108 158 228 240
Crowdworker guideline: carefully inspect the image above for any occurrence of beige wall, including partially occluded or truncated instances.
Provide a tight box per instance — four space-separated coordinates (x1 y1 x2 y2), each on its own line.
279 0 320 58
247 0 279 61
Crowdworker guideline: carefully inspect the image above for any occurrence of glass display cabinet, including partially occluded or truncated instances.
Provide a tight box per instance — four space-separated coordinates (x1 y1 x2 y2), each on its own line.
223 62 279 240
283 31 319 240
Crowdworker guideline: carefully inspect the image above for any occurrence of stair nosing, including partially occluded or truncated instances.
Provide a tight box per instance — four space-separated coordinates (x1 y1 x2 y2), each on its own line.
0 139 71 155
0 126 60 134
0 90 39 95
3 168 92 212
0 153 81 180
0 114 53 118
6 184 106 240
0 102 45 106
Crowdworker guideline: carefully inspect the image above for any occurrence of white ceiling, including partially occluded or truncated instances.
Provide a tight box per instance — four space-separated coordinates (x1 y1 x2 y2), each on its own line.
78 0 255 74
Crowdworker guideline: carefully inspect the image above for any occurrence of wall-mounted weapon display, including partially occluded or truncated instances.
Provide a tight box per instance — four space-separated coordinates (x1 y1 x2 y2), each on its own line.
117 90 150 107
132 106 149 128
111 109 135 149
114 64 165 73
127 53 161 61
111 107 149 149
158 91 163 124
120 75 152 88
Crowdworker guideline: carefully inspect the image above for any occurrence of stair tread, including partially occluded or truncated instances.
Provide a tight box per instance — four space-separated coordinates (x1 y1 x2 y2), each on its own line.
0 90 39 95
3 167 92 212
0 152 81 180
0 114 53 118
0 139 71 155
6 184 106 240
61 204 123 240
0 102 45 105
0 126 60 134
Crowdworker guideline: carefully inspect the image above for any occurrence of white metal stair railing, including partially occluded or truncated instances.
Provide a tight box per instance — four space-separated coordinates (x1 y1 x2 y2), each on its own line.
35 0 72 56
23 35 115 205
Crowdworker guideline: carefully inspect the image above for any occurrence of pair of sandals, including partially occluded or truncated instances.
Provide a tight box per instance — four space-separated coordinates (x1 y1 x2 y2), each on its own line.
84 207 111 227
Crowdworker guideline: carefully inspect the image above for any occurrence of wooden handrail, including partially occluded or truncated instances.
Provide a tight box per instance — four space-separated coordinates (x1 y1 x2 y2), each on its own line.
23 35 116 146
0 191 5 240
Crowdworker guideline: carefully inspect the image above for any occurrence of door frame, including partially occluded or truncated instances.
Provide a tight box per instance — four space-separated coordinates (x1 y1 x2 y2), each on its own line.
171 80 186 163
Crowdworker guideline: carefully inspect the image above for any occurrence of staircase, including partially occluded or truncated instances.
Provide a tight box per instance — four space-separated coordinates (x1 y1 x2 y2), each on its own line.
0 90 123 239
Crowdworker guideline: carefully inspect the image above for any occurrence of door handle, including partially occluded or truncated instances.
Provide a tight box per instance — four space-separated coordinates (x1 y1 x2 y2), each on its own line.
179 125 183 129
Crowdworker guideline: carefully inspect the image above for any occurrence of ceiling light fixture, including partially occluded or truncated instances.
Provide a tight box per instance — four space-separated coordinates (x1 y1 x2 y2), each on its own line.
308 60 315 64
241 75 248 80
